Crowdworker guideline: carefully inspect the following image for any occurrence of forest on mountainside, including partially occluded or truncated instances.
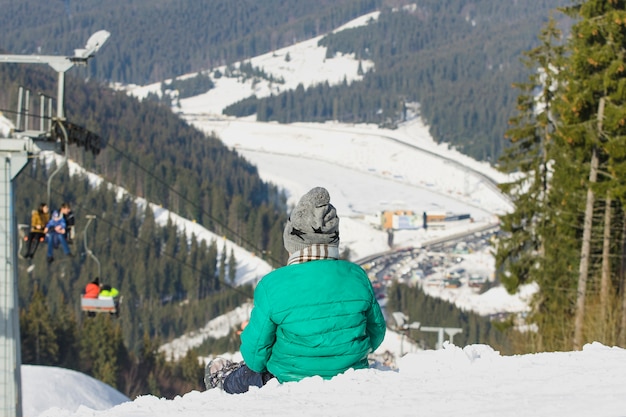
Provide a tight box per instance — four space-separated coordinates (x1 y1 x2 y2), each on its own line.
0 62 290 265
0 59 288 395
0 0 381 84
0 0 569 162
224 1 571 161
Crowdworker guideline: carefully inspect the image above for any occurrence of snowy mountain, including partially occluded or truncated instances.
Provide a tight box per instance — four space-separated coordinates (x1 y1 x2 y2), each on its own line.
17 10 626 417
147 12 528 322
125 11 513 267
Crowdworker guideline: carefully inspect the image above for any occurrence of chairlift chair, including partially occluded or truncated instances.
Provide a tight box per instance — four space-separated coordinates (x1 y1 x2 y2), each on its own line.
79 215 121 316
80 296 121 316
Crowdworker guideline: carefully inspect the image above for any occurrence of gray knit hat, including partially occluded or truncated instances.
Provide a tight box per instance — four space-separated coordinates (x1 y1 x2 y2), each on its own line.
283 187 340 253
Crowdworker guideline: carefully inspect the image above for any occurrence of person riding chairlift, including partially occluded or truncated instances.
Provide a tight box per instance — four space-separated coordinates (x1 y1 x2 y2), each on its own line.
24 203 50 259
83 277 119 299
83 277 101 299
82 278 120 317
98 284 119 299
60 202 75 244
44 210 73 263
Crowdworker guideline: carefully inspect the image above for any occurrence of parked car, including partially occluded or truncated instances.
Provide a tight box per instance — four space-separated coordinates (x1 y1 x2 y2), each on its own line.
468 273 486 288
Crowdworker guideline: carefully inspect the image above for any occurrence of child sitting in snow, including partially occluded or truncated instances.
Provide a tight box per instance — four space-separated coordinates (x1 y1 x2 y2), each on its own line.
205 186 386 393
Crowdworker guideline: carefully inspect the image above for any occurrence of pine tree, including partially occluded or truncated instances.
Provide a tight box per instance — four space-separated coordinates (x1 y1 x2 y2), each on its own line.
80 315 123 388
555 0 626 349
228 248 237 285
54 295 80 369
219 240 227 285
179 348 204 389
496 16 565 294
20 287 59 365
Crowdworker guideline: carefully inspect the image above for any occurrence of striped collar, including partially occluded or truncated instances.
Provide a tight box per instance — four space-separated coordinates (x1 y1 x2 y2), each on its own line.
287 244 339 265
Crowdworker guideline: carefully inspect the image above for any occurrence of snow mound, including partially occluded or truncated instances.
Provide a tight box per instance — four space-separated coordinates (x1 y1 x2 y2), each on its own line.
22 365 129 417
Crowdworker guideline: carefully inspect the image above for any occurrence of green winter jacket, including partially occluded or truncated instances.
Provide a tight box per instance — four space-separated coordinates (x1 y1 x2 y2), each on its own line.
240 259 387 383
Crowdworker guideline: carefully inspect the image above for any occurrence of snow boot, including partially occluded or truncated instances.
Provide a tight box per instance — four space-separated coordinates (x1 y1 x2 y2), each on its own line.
204 357 243 390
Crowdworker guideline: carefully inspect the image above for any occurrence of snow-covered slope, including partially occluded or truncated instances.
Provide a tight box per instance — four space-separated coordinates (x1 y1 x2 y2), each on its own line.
117 12 514 283
27 343 626 417
22 365 129 417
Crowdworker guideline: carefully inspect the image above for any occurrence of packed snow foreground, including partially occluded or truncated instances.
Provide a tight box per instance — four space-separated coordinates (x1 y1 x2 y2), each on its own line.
28 342 626 417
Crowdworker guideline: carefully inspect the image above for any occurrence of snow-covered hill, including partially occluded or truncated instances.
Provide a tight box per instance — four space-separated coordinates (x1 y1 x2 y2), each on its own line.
124 11 512 260
22 365 129 417
26 343 626 417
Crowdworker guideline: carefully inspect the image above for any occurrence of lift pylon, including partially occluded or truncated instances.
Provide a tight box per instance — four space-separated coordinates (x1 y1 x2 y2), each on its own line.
0 30 109 417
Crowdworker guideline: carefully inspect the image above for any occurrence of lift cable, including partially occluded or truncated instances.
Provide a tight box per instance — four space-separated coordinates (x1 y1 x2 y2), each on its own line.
103 139 284 266
1 104 284 266
23 174 256 300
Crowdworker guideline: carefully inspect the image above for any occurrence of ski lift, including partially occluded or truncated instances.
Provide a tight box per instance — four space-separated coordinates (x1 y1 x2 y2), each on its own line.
47 120 69 210
79 215 121 316
81 295 119 316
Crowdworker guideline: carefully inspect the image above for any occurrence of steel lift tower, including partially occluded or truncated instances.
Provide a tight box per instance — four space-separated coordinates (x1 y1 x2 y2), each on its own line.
0 30 109 417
